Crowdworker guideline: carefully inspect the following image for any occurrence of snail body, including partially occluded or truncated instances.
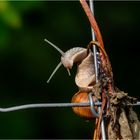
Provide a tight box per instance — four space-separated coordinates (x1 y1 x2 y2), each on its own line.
45 39 96 92
61 47 87 69
61 47 95 92
75 50 95 92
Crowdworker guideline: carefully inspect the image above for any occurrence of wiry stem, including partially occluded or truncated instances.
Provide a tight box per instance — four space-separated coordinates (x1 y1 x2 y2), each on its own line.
79 0 104 49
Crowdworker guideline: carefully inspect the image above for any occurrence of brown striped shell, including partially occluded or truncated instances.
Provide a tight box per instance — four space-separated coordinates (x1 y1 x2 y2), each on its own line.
71 92 97 119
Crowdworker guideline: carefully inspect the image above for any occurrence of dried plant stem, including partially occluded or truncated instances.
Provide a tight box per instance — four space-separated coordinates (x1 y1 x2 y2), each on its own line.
80 0 104 49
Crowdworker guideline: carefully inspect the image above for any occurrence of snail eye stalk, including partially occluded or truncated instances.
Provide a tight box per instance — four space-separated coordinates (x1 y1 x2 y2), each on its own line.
44 38 71 83
47 62 62 83
44 38 64 55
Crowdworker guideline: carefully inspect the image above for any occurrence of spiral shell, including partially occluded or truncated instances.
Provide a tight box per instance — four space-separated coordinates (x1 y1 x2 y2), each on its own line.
71 92 97 119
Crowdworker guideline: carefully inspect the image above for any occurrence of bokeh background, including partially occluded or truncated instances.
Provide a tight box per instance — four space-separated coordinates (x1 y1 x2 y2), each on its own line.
0 1 140 139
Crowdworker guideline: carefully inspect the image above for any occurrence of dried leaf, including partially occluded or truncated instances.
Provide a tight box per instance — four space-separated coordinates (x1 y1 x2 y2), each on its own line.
108 91 140 140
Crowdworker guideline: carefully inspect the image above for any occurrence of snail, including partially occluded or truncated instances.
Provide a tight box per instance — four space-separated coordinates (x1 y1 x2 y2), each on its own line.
45 39 103 118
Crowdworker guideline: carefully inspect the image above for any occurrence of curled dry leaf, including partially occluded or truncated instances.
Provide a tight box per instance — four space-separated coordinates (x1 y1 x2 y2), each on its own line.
107 91 140 140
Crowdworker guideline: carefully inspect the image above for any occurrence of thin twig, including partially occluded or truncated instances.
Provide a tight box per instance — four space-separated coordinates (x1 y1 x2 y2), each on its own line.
80 0 104 49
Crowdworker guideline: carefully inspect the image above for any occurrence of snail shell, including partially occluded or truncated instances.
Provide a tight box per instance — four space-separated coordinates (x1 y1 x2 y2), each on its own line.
71 92 97 119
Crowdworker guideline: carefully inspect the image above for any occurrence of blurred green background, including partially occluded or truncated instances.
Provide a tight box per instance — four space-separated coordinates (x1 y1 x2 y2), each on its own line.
0 1 140 139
